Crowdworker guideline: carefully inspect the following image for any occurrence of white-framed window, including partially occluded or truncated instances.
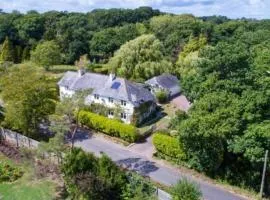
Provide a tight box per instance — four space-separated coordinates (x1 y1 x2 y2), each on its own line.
108 110 114 116
121 112 127 119
109 97 114 103
94 94 99 99
121 100 126 106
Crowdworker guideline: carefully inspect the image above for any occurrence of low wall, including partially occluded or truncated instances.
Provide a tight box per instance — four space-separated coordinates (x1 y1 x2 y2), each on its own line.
0 128 39 148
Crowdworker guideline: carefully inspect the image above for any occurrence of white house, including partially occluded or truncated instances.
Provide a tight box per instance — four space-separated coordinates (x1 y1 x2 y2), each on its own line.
58 69 156 124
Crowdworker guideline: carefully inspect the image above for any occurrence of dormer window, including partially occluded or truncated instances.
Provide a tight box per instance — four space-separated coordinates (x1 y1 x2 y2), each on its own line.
121 100 126 106
94 94 99 100
109 97 114 103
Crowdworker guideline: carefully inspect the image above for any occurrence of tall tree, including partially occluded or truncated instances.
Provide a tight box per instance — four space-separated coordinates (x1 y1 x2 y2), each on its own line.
31 40 61 70
0 37 14 62
0 65 56 140
107 34 172 81
22 46 30 61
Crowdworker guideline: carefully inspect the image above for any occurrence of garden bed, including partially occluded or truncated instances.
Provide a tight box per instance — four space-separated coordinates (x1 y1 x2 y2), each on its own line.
0 143 63 200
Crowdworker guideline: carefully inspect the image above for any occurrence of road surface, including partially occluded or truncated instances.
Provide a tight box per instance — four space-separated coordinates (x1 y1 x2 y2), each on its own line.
73 130 249 200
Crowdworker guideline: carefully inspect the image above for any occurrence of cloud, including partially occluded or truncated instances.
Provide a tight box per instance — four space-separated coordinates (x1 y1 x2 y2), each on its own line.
0 0 268 19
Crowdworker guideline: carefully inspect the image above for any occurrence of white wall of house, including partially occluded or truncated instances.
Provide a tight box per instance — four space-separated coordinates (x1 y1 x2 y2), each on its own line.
85 94 135 124
60 87 155 124
59 86 75 100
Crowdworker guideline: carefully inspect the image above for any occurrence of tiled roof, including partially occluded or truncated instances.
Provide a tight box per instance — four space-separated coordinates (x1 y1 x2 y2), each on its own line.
145 73 181 95
58 71 155 105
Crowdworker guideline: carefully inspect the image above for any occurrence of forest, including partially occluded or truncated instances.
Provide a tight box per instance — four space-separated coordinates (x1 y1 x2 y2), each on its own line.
0 7 269 194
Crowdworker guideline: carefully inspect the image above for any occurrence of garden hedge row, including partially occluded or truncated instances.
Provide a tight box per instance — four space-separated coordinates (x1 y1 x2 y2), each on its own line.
78 111 139 143
153 133 185 160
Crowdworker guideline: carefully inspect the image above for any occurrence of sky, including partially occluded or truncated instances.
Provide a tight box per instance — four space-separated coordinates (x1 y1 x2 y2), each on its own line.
0 0 269 19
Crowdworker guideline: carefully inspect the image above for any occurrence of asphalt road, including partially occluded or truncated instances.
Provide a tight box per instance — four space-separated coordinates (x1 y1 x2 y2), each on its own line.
73 131 249 200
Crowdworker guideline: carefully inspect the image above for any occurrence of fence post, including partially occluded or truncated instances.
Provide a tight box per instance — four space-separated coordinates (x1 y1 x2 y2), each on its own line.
15 132 19 148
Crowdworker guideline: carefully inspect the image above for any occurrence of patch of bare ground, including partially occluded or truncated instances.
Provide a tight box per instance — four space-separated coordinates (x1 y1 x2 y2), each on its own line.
0 141 22 161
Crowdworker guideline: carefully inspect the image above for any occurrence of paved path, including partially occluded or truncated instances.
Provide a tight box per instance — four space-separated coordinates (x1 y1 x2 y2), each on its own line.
128 135 154 158
73 131 248 200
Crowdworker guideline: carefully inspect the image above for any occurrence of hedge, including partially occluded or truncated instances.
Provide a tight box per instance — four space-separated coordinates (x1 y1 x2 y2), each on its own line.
153 133 185 160
78 111 139 143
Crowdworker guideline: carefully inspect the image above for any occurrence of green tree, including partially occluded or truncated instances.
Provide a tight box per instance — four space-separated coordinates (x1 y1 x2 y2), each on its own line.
22 46 30 61
14 45 22 63
178 92 242 174
14 12 44 45
107 34 172 81
0 37 14 62
98 154 127 199
0 65 56 140
62 148 128 200
171 178 202 200
89 24 144 61
228 121 270 164
150 14 206 58
38 107 70 163
31 40 61 70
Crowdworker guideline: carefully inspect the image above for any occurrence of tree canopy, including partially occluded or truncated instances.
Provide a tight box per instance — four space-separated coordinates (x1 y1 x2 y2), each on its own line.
31 40 61 70
0 65 56 138
107 34 172 81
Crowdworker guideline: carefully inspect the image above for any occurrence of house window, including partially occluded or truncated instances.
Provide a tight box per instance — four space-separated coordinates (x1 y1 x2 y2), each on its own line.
108 110 114 116
121 100 126 106
121 113 127 119
109 97 114 103
94 94 99 100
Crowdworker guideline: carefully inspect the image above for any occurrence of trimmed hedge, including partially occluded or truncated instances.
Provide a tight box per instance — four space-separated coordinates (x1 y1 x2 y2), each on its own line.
153 133 185 160
78 111 139 143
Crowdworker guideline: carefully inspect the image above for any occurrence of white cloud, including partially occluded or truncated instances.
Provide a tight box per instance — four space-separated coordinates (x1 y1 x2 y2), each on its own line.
0 0 269 19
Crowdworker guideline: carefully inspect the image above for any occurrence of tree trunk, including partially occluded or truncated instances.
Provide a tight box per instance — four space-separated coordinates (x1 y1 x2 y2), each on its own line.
71 126 78 149
71 110 80 149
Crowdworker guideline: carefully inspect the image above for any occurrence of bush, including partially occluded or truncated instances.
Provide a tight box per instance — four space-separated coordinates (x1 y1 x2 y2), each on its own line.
171 178 202 200
155 90 169 103
0 161 23 182
78 111 139 143
153 133 185 160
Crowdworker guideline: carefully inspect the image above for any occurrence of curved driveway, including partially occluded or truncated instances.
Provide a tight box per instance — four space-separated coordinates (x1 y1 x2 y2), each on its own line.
73 130 249 200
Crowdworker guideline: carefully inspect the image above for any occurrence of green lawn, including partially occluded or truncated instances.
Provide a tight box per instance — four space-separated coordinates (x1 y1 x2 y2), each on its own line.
0 154 58 200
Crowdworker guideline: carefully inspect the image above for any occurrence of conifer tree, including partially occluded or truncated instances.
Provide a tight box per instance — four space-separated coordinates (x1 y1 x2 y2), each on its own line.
0 37 14 62
14 45 22 63
22 46 30 61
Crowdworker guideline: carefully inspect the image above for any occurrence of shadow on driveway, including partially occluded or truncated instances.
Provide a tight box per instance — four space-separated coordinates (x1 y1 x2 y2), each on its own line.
116 157 159 176
66 127 94 142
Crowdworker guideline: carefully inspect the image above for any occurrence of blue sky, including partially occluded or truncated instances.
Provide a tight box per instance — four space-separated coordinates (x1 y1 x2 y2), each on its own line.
0 0 269 19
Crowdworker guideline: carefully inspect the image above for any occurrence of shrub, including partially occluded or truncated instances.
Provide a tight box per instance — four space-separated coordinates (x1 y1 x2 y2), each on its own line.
0 161 23 182
78 111 139 143
171 178 202 200
155 90 169 103
153 133 185 160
